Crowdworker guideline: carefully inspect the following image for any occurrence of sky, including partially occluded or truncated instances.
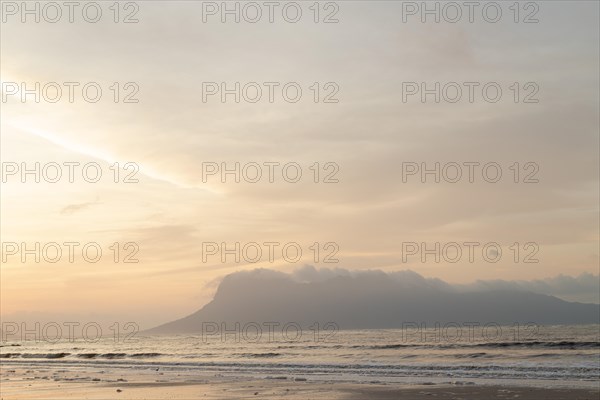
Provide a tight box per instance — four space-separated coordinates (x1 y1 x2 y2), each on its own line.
1 1 599 329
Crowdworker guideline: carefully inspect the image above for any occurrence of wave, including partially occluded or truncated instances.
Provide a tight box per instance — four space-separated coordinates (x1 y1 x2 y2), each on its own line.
347 341 600 350
359 344 412 350
453 352 491 359
238 352 281 358
1 353 70 359
129 353 162 358
468 341 600 350
2 352 163 360
77 353 99 359
2 358 598 381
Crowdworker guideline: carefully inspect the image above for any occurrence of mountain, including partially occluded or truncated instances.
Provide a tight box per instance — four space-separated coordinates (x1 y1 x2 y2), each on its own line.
147 268 600 334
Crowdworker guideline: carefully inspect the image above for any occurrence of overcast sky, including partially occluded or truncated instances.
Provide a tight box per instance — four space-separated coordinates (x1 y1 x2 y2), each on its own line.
1 1 598 327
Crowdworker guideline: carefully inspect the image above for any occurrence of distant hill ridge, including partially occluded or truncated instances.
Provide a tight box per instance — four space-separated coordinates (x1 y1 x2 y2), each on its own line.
148 268 600 334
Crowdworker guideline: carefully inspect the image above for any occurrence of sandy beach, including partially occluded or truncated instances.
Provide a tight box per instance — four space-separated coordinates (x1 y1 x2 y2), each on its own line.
2 364 598 400
3 377 599 400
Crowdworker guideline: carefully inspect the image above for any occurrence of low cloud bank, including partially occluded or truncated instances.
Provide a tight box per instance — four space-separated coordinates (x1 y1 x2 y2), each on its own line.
227 266 599 304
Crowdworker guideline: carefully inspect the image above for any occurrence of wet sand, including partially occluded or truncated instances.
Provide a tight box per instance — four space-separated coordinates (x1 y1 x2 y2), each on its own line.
1 364 598 399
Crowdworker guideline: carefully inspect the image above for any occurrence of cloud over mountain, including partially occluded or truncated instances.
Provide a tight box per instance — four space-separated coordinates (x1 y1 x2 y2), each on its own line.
148 267 600 334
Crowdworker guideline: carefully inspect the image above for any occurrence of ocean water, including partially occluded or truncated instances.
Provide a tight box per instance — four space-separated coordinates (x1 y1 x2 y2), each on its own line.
2 324 599 388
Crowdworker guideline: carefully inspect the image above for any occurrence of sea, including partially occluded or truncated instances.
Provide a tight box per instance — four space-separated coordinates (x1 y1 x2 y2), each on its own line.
1 324 599 389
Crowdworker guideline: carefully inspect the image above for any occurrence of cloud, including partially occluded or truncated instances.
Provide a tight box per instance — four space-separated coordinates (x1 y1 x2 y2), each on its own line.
60 200 99 215
460 273 600 304
246 266 600 304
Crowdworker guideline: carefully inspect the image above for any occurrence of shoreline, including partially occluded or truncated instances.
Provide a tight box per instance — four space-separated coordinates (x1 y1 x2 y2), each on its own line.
2 378 599 400
2 363 599 399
